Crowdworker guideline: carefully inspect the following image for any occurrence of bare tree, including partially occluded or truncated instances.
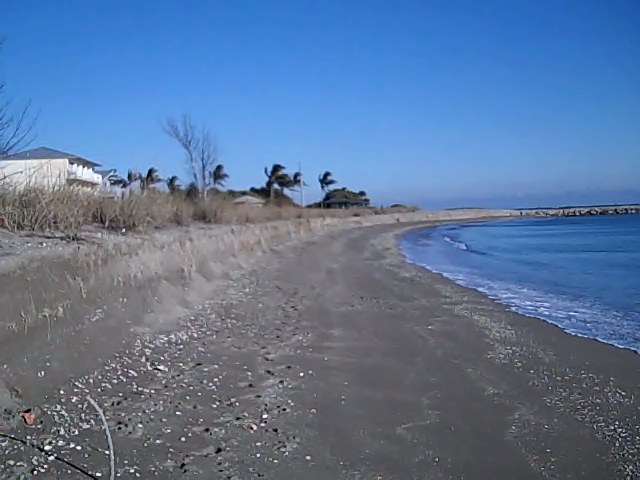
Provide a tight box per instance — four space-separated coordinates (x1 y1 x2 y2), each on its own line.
163 115 218 198
0 39 36 156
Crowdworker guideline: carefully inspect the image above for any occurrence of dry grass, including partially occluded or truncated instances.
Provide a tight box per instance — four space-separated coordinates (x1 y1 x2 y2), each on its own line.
0 184 94 235
0 184 417 236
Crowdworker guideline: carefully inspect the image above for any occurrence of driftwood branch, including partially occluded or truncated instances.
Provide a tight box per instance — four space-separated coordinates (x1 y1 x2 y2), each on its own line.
86 395 115 480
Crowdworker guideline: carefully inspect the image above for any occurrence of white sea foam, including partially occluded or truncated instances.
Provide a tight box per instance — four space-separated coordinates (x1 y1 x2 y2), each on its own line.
443 235 468 250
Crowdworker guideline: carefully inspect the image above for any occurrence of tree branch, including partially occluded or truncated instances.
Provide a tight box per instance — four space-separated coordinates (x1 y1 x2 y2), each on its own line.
0 47 38 155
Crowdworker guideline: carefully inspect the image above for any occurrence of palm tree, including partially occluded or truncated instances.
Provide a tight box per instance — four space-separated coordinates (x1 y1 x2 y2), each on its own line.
107 174 127 188
127 170 140 187
113 169 140 195
290 172 305 190
318 171 337 208
106 169 139 196
277 171 306 197
290 171 309 206
275 173 293 194
166 175 181 194
264 164 286 199
140 167 161 193
211 164 229 188
318 171 337 193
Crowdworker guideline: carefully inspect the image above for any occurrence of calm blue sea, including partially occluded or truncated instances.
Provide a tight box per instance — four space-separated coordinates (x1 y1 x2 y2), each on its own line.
400 214 640 353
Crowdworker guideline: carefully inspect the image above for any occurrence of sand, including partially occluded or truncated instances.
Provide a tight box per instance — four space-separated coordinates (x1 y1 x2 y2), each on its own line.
1 219 638 479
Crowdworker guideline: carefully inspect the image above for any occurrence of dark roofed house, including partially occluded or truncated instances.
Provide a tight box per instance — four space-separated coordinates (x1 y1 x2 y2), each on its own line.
322 197 369 209
2 147 100 166
319 188 371 209
0 146 103 189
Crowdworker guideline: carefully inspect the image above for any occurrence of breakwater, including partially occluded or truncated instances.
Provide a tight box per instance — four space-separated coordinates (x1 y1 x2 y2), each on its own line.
522 205 639 217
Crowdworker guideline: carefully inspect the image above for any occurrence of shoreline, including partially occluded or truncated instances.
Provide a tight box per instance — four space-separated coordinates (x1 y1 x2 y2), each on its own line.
396 216 640 356
390 220 638 360
380 223 640 477
1 217 638 478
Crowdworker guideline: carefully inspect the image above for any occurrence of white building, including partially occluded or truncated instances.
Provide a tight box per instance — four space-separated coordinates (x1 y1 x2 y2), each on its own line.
0 146 103 189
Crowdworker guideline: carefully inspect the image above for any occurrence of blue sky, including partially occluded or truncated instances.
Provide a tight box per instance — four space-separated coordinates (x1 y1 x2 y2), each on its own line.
1 0 639 207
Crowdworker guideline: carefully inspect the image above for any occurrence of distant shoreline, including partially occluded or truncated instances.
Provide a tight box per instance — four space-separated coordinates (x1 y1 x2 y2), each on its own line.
517 202 640 211
446 203 640 213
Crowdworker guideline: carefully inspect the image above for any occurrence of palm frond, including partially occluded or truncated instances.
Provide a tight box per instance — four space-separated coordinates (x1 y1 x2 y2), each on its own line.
211 164 229 186
166 175 181 193
109 175 128 188
145 167 160 182
318 171 337 192
275 173 293 189
127 170 140 184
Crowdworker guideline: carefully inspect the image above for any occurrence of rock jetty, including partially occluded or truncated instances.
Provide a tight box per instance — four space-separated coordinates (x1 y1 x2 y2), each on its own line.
522 205 640 217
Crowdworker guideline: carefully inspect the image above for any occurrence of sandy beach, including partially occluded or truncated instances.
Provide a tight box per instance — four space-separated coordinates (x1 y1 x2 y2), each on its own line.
1 218 639 479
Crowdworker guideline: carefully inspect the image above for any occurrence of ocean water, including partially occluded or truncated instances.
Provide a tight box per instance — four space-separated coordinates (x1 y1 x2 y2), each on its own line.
400 214 640 353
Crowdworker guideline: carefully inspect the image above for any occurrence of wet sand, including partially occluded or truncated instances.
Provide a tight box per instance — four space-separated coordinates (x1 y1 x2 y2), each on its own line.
1 221 639 479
